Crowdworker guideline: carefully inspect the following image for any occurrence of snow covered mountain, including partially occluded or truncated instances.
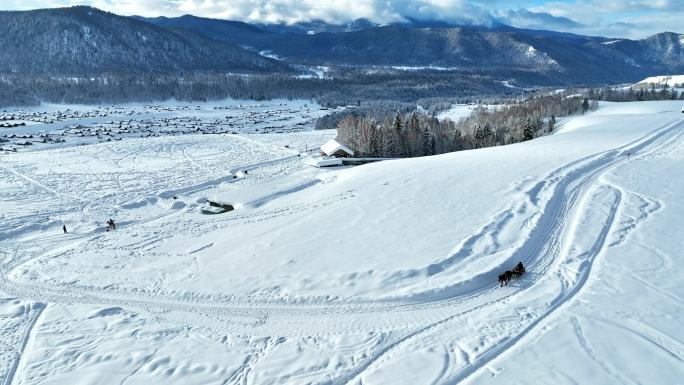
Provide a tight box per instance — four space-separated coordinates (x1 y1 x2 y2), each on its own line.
1 6 682 85
140 14 684 84
1 100 682 384
0 7 290 76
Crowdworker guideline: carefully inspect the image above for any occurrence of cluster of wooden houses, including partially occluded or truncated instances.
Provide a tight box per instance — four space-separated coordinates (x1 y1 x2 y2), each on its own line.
1 102 329 153
0 121 26 128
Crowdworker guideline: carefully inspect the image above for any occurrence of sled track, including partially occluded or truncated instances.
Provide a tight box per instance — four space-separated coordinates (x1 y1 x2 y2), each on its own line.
0 119 681 383
436 120 684 384
372 118 683 308
335 119 683 384
443 184 622 384
2 303 45 385
2 121 682 319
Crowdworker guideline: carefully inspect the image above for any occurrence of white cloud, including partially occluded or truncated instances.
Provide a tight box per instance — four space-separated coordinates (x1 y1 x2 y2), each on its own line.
0 0 493 25
494 9 584 31
173 0 493 25
529 1 684 38
0 0 681 39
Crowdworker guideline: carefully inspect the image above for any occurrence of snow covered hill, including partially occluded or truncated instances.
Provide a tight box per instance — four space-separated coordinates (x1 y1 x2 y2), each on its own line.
636 74 684 87
1 101 683 384
0 6 289 75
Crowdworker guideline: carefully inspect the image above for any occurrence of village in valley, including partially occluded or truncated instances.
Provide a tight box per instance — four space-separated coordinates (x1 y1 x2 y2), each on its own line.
0 101 345 153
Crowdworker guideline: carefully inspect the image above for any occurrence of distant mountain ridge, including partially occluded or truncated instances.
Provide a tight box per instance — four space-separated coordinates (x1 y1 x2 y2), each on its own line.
1 6 683 87
0 6 290 76
139 14 684 85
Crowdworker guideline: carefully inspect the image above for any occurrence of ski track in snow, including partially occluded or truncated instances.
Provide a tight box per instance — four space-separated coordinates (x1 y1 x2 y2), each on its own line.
570 315 638 385
448 119 684 384
0 297 45 385
342 118 684 384
0 103 682 384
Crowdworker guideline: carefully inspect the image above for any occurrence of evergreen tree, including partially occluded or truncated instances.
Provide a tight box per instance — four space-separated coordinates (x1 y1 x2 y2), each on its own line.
422 128 432 156
368 120 379 156
474 122 493 148
533 116 543 133
393 112 403 132
408 112 421 155
548 114 556 133
382 123 395 158
473 123 482 148
409 112 420 132
523 117 535 141
393 112 404 157
430 132 437 155
581 98 590 114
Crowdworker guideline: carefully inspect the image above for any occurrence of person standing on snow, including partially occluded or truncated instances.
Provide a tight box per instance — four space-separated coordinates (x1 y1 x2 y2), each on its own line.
63 224 67 234
513 261 525 274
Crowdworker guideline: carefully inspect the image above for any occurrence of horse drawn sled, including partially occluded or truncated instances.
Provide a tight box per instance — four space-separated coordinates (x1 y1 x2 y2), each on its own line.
498 262 525 287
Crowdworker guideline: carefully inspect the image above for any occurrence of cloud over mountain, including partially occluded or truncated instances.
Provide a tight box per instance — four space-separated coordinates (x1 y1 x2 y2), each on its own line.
173 0 494 26
1 0 683 39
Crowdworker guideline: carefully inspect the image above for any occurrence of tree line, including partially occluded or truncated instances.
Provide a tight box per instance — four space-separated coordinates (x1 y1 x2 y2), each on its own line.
330 83 684 159
587 86 683 102
0 70 521 108
334 93 597 158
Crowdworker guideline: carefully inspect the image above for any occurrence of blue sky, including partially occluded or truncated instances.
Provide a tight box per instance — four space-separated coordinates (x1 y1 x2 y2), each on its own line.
2 0 682 39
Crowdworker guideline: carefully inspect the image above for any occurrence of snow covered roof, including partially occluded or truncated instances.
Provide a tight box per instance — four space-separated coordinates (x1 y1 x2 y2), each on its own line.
320 139 354 156
305 157 343 167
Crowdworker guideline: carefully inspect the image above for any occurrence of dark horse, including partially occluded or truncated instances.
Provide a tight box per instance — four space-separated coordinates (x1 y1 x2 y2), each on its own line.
498 270 513 287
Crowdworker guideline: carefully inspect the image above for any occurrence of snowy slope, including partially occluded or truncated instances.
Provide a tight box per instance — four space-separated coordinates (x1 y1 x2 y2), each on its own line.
1 101 683 384
636 74 684 87
436 104 498 122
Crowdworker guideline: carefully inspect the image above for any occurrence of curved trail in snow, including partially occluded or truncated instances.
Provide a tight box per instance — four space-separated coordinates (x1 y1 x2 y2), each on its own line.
3 121 682 316
437 121 684 384
2 303 45 385
0 118 682 384
338 119 683 384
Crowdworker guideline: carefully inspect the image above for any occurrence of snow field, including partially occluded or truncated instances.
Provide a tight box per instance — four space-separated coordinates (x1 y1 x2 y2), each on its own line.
0 100 682 384
466 122 684 384
436 104 497 122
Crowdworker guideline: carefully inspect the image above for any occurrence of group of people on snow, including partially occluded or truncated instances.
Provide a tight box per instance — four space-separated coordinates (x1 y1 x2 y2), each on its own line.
61 218 117 234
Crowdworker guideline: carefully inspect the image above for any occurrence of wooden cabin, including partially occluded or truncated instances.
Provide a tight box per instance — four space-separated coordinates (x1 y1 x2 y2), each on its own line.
320 139 354 158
